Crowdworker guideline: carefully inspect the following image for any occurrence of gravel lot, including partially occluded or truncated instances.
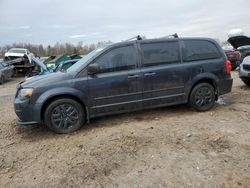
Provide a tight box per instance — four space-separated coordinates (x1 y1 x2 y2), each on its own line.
0 72 250 188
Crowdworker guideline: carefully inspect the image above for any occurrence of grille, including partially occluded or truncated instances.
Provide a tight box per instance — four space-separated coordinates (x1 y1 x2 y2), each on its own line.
243 64 250 71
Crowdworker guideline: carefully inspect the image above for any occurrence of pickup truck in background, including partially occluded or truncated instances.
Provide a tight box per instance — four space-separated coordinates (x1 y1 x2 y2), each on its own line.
4 48 31 61
4 48 35 76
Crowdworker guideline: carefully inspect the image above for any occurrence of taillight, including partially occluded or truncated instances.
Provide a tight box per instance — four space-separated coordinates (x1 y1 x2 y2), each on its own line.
225 60 232 75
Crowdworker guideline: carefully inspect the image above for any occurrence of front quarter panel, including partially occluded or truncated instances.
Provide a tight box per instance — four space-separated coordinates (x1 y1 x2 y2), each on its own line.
35 87 87 105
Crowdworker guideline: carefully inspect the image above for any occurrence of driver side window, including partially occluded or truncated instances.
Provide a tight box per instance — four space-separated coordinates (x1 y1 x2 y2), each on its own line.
94 45 136 73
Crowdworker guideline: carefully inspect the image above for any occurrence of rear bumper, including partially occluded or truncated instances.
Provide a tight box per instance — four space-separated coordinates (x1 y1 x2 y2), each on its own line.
218 77 233 95
14 98 42 126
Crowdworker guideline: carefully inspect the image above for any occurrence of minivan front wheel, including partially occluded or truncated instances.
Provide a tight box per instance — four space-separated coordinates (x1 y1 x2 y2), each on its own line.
44 98 85 134
189 83 215 112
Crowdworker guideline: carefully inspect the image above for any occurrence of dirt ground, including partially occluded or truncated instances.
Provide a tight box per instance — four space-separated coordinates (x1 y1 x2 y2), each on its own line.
0 72 249 188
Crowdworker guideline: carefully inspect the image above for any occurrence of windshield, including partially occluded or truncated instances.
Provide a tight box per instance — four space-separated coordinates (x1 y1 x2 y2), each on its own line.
67 48 105 73
8 49 26 54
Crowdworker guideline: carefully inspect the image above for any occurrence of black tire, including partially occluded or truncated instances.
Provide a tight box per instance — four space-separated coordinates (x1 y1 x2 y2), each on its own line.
44 98 85 134
189 83 215 112
243 79 250 86
0 75 4 85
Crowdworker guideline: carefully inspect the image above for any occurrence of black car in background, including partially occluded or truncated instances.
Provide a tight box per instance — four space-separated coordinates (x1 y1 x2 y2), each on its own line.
0 62 14 84
14 37 233 133
224 50 241 70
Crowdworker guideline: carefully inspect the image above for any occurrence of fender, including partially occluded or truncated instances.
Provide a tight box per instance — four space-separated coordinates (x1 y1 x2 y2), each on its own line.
185 72 219 100
35 87 87 105
33 87 89 123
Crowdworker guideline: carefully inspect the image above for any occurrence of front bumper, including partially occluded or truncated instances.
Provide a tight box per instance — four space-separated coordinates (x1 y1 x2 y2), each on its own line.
14 98 42 126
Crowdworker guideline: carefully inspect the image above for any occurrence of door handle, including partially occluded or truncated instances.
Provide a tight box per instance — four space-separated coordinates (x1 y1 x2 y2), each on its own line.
144 72 156 77
127 75 139 79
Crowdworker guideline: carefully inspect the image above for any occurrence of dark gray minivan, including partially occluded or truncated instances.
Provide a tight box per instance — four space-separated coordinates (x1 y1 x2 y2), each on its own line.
14 38 233 133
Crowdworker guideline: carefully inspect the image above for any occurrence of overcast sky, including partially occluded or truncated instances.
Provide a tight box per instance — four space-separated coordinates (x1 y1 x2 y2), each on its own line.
0 0 250 46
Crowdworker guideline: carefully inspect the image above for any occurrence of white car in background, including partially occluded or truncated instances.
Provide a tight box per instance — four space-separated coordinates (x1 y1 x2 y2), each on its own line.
228 34 250 86
4 48 31 60
239 56 250 86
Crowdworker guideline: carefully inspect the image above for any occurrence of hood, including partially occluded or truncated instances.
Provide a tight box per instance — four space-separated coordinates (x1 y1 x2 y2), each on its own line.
21 71 72 88
5 52 24 57
227 36 250 49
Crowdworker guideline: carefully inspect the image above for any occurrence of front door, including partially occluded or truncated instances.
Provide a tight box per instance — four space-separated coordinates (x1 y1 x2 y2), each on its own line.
87 44 141 117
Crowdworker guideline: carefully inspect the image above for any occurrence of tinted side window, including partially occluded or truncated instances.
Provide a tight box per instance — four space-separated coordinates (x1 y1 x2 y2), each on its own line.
94 45 136 73
141 42 180 67
182 40 221 62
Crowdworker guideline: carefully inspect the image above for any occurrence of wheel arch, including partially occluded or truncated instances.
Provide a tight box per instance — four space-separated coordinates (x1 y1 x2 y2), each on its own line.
40 94 89 123
188 77 219 101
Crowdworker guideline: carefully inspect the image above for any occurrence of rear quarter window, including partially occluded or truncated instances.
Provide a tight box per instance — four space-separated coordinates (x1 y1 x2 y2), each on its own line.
181 40 221 62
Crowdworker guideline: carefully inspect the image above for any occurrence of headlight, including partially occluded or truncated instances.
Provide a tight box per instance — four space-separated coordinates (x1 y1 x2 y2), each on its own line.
17 88 33 100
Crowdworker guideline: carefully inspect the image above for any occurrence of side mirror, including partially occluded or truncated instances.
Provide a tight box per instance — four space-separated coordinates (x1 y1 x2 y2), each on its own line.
88 63 100 75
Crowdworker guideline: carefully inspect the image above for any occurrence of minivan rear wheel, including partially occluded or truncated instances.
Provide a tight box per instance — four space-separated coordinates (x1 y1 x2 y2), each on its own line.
44 98 85 134
189 83 215 111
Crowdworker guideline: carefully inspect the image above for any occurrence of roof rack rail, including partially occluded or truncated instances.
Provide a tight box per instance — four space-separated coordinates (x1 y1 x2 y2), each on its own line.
124 33 178 42
125 35 143 41
161 33 179 39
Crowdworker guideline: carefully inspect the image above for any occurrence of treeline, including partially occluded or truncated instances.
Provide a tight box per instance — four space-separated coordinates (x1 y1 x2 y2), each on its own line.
0 41 111 58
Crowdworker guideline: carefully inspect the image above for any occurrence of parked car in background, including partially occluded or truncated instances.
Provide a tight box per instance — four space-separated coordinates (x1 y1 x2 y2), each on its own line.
228 35 250 86
239 56 250 86
228 35 250 60
0 61 14 84
238 45 250 61
25 59 81 80
4 48 31 60
224 50 241 70
44 54 82 71
53 59 80 72
14 37 233 134
4 48 36 76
